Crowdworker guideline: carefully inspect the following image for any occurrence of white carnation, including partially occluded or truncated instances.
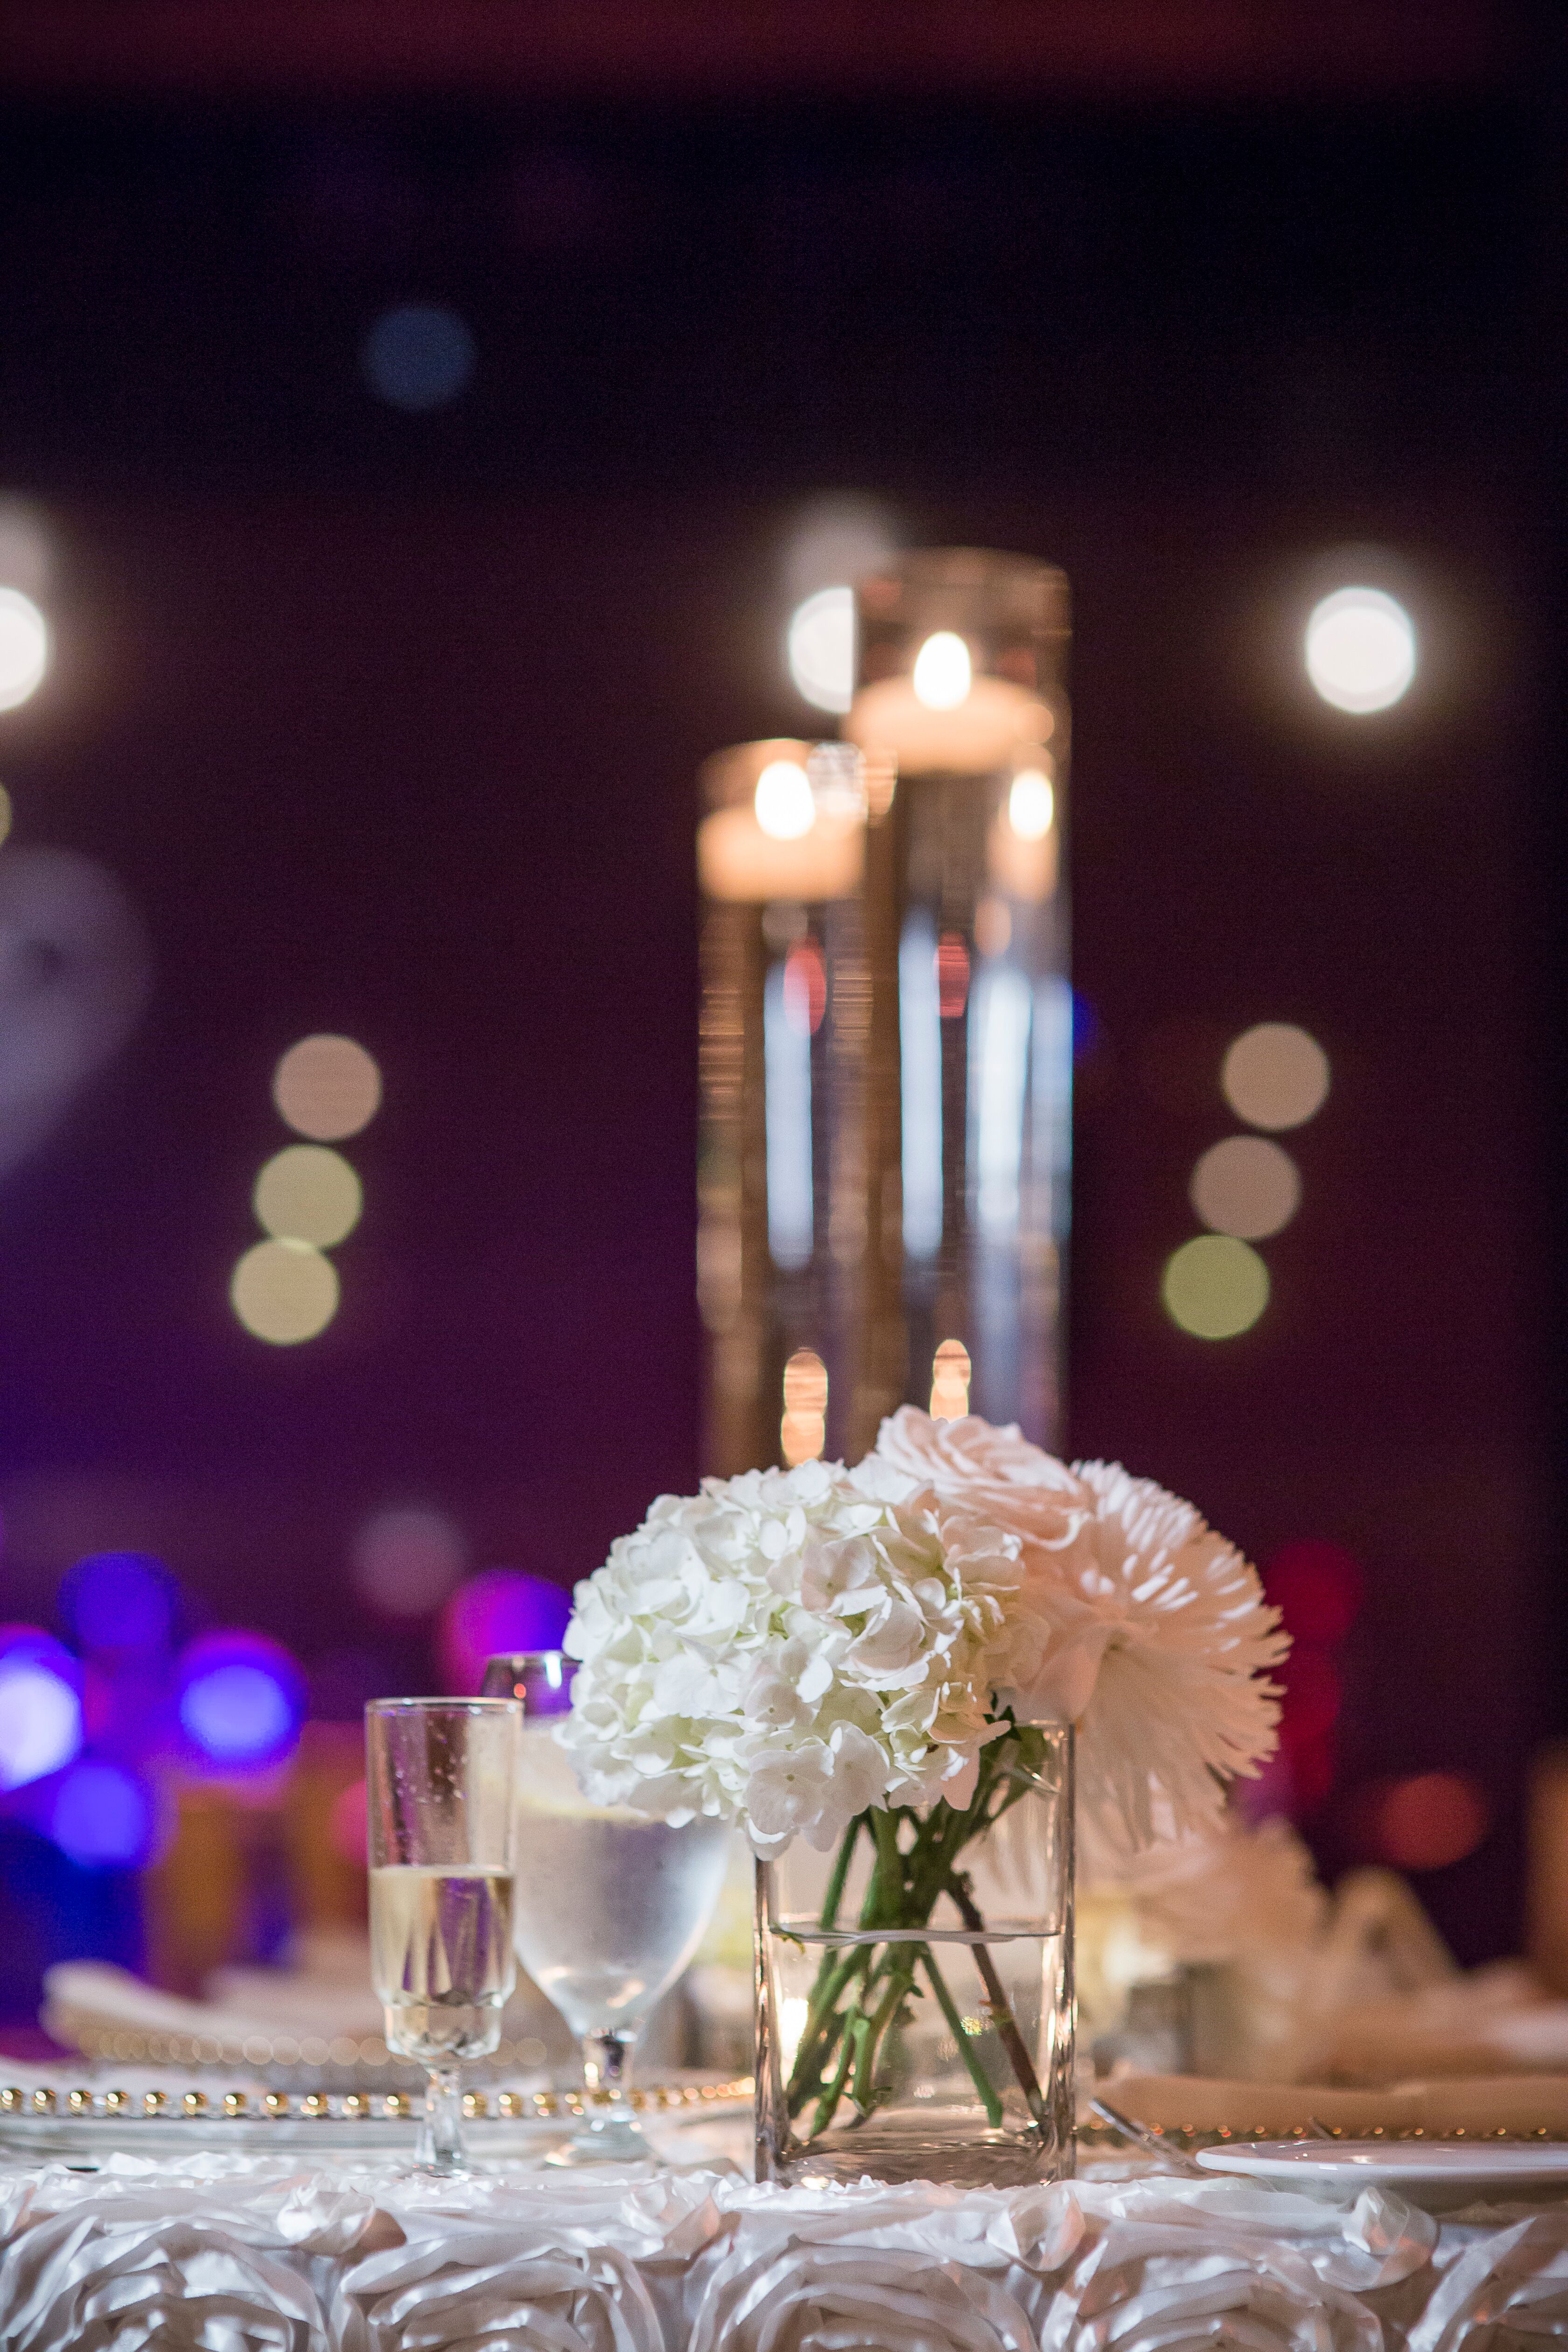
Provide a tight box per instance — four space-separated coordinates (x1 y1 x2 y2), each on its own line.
560 1460 1039 1855
871 1411 1287 1849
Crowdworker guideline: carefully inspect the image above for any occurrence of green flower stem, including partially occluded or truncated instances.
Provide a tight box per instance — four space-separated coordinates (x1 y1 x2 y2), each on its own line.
919 1945 1003 2129
781 1722 1054 2142
816 1814 859 1931
943 1866 1048 2131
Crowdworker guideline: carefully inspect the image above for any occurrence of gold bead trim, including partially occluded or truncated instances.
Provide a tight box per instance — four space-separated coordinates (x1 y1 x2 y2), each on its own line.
0 2079 754 2124
1079 2119 1568 2151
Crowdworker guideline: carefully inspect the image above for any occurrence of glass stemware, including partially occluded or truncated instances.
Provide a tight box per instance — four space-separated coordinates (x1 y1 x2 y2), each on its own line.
366 1696 521 2174
483 1650 732 2163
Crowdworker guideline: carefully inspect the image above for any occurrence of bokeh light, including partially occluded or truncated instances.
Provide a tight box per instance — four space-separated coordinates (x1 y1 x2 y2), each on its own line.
362 303 476 411
1265 1539 1364 1645
0 587 49 711
50 1761 154 1869
177 1632 305 1770
0 1632 82 1788
786 587 855 715
1007 767 1055 840
1162 1234 1270 1339
253 1144 363 1248
272 1034 382 1141
231 1239 339 1344
1362 1771 1488 1871
754 758 816 842
782 939 826 1036
781 1348 828 1466
1220 1023 1330 1131
61 1552 175 1657
936 932 970 1020
930 1338 972 1421
911 631 972 711
1189 1135 1301 1239
1305 585 1415 713
351 1506 466 1617
439 1570 572 1694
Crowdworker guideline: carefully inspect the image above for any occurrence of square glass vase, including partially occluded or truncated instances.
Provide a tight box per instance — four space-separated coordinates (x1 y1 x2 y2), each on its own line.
754 1725 1074 2188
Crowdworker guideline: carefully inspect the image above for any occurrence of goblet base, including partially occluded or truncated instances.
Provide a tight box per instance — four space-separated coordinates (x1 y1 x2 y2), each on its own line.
546 2112 658 2166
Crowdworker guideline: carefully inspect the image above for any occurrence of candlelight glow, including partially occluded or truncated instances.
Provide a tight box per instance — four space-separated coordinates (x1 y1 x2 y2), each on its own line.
781 1347 828 1465
754 758 816 842
1008 767 1055 840
930 1338 972 1420
911 630 972 710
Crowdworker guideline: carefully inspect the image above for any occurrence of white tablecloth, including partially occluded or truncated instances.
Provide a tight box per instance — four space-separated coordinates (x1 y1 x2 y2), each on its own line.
0 2149 1564 2349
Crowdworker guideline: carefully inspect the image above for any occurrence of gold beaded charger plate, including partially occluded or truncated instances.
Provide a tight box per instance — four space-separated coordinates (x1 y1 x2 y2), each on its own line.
1196 2139 1568 2209
0 2079 753 2162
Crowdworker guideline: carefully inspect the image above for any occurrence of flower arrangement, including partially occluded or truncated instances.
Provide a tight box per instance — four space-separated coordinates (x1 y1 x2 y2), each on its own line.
560 1408 1286 2140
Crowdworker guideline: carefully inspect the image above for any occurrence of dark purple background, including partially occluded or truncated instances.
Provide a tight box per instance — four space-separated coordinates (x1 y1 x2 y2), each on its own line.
0 88 1557 1963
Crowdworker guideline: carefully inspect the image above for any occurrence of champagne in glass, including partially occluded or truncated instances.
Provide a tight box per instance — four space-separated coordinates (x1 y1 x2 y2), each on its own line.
483 1651 732 2163
366 1697 520 2173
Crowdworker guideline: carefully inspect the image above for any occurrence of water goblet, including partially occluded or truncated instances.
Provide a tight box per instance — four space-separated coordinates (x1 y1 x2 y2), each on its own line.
366 1696 521 2174
483 1651 733 2163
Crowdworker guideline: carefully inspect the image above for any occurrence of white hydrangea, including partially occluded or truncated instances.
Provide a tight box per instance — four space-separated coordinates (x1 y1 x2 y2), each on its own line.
559 1458 1048 1856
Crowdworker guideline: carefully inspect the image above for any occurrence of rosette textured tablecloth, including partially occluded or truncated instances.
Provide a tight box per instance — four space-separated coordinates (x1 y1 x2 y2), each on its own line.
1 2151 1565 2349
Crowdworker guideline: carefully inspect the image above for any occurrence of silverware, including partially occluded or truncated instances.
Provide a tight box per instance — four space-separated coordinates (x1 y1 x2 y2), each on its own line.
1088 2095 1209 2177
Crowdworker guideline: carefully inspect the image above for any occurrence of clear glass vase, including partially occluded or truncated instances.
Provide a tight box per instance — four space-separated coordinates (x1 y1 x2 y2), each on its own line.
754 1724 1074 2188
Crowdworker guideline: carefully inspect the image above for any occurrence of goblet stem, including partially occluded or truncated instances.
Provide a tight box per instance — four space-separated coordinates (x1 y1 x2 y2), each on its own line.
582 2029 635 2122
417 2065 465 2174
548 2029 654 2163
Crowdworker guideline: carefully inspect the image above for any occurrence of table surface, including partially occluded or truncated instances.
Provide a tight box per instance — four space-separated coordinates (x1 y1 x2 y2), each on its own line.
4 2141 1568 2351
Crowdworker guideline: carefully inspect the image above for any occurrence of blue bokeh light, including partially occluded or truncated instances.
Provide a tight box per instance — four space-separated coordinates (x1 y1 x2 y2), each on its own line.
176 1633 305 1770
50 1761 154 1869
61 1552 176 1657
0 1630 82 1790
362 304 476 412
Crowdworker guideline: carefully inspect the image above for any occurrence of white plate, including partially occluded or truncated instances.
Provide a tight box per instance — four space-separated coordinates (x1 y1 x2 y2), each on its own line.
1196 2140 1568 2209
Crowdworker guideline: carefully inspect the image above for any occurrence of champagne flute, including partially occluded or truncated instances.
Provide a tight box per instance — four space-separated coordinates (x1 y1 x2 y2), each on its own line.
483 1652 732 2163
366 1696 520 2174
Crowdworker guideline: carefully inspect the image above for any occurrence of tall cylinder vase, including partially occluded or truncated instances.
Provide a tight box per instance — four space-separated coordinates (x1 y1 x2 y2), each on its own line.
844 548 1072 1454
697 553 1071 1483
754 1724 1074 2188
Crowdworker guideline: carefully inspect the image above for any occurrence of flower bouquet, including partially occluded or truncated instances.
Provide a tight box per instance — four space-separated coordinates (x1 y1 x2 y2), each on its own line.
558 1409 1286 2184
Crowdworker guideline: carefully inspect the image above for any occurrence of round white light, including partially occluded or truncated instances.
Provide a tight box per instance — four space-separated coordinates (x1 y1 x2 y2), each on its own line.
1162 1235 1270 1340
1008 768 1055 840
1304 586 1415 714
231 1238 340 1344
754 759 816 842
911 631 972 711
253 1144 363 1247
1190 1135 1301 1239
0 589 49 712
1221 1023 1330 1131
273 1035 381 1141
786 587 855 715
